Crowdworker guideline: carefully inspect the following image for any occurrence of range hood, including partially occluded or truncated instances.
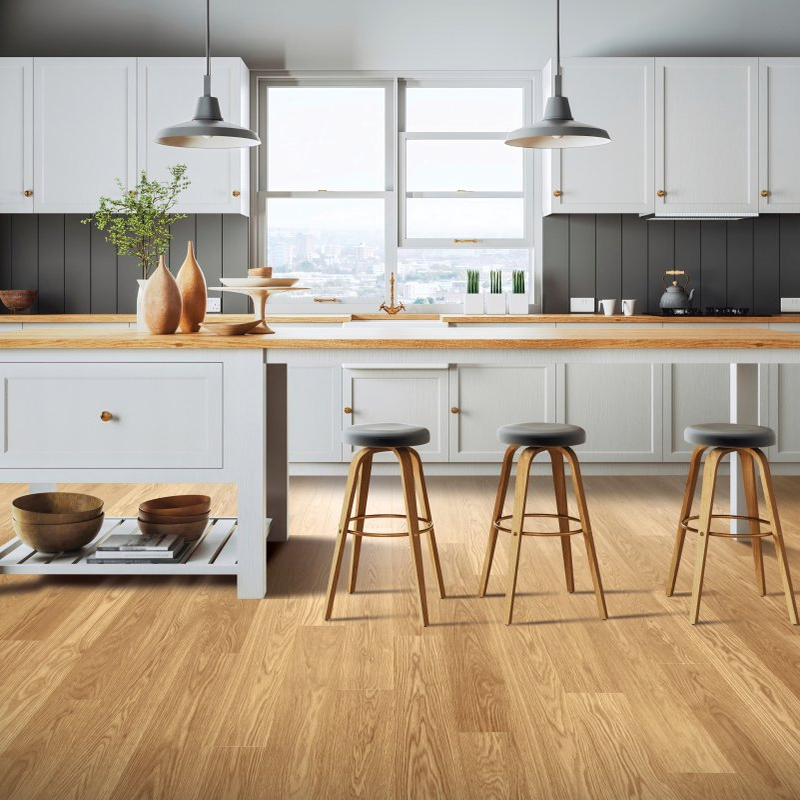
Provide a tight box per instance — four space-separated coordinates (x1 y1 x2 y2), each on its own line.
641 212 759 222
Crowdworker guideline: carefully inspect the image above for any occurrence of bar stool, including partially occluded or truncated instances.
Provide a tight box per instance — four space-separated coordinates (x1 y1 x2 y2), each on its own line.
324 423 446 627
666 422 799 625
479 422 607 624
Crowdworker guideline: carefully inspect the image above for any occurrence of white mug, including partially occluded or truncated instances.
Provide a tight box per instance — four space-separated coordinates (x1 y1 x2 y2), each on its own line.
598 298 617 316
622 299 637 316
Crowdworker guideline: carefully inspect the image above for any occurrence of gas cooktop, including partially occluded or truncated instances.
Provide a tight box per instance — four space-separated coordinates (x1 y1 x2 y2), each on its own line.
659 307 750 317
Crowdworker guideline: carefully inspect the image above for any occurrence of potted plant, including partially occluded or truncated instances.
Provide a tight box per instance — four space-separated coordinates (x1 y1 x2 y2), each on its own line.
508 269 528 315
464 269 483 314
82 165 190 328
485 269 506 314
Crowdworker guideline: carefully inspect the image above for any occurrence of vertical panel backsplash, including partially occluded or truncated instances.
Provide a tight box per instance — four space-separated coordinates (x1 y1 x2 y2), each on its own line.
542 214 800 315
0 214 250 314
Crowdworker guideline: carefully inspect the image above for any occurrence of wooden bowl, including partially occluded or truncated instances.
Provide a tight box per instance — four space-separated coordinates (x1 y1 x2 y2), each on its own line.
138 509 210 525
199 319 264 336
248 267 273 277
137 517 209 542
139 495 211 517
0 289 37 312
13 513 104 553
12 492 104 524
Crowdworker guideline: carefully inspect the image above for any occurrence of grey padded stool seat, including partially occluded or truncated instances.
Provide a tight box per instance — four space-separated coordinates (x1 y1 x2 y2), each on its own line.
667 422 798 626
325 423 445 627
479 421 607 624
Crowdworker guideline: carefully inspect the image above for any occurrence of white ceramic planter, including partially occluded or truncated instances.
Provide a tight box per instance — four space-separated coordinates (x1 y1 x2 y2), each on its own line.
485 293 506 315
463 293 484 314
507 293 529 315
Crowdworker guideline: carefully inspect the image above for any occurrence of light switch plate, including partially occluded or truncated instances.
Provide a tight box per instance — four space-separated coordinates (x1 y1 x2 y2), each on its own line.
570 297 595 313
780 297 800 313
206 297 221 313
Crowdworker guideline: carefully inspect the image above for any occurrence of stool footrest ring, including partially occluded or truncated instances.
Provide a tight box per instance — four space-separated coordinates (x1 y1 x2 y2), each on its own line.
345 513 433 538
493 512 583 537
680 513 773 538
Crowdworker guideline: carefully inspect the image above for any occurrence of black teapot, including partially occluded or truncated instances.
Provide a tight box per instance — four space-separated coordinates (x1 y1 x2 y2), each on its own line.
659 269 695 312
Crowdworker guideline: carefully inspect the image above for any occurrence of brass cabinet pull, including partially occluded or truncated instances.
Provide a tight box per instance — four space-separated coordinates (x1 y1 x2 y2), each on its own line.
314 297 340 303
232 190 241 197
23 190 33 197
100 411 113 422
450 406 460 414
657 189 666 198
761 189 770 198
453 239 480 244
343 406 352 415
553 189 562 197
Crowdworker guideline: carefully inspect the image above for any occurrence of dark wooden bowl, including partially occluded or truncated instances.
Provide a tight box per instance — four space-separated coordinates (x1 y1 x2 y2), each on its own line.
138 509 209 525
12 492 104 524
137 517 209 542
0 289 37 312
139 495 211 517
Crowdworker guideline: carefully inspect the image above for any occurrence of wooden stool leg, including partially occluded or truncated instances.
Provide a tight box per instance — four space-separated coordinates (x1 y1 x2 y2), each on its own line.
396 448 430 627
325 448 372 620
408 448 446 599
348 450 374 593
690 448 726 624
739 450 766 597
563 448 607 620
666 446 706 596
550 448 574 593
752 449 800 625
505 447 538 625
479 445 518 596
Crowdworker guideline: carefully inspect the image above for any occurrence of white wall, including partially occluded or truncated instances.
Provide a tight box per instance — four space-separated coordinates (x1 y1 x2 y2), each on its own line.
2 0 799 70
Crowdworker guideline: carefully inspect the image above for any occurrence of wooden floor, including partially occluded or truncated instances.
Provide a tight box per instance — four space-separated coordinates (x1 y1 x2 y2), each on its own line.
2 473 800 799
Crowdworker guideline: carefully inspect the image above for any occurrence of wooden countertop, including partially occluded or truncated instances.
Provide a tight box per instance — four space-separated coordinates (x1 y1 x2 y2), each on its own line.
441 314 800 324
1 326 800 350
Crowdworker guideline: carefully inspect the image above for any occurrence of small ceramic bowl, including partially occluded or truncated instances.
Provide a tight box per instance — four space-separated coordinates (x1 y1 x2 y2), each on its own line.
248 267 273 278
0 289 37 312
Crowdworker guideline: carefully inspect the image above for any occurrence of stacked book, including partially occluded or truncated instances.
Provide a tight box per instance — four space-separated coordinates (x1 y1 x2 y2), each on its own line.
87 533 192 564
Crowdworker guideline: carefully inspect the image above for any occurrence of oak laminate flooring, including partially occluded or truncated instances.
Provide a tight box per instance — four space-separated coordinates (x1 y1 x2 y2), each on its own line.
0 476 800 798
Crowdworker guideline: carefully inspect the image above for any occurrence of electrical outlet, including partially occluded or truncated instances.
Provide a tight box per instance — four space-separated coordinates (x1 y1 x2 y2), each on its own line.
206 297 221 313
570 297 595 313
780 297 800 313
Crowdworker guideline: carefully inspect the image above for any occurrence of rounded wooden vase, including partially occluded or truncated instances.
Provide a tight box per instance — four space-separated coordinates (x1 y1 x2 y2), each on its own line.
176 240 207 333
143 256 182 335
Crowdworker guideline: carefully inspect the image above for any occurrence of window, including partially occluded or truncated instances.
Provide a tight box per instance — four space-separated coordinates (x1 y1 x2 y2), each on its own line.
257 77 533 306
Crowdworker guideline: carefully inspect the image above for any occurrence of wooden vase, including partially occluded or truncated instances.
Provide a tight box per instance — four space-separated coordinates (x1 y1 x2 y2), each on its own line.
176 241 207 333
143 255 182 335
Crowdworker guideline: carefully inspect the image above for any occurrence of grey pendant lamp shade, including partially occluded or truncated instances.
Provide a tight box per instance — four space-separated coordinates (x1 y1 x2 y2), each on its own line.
155 0 260 149
505 0 609 149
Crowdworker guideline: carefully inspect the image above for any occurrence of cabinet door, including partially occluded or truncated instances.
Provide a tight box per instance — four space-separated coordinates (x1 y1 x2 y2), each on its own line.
766 364 800 461
287 365 342 462
33 58 137 213
138 58 249 215
343 367 448 462
449 364 555 461
0 58 33 212
655 58 758 215
544 58 654 215
559 363 662 461
759 58 800 213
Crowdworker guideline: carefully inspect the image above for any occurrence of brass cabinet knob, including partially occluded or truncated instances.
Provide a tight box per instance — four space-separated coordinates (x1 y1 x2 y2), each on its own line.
343 406 352 414
553 189 562 197
761 189 770 198
100 411 113 422
232 190 241 197
657 189 666 198
23 190 32 197
450 406 460 414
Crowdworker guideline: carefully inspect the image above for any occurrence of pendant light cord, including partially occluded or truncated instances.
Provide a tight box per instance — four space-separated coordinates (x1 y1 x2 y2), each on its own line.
204 0 211 95
554 0 563 94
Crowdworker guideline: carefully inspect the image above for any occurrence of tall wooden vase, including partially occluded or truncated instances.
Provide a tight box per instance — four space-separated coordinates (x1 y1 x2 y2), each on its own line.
176 241 207 333
143 255 182 335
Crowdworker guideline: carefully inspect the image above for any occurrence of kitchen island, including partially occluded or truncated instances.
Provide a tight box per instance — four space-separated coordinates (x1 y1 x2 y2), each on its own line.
1 324 799 598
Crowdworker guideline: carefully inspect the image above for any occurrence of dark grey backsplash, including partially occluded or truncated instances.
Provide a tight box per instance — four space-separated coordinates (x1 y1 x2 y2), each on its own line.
542 214 800 314
0 214 250 314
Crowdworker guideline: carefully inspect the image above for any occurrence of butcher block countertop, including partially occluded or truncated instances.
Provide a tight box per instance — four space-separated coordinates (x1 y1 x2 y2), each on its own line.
2 326 800 350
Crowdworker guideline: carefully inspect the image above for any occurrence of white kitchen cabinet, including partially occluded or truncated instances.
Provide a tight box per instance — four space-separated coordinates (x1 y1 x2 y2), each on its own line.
759 58 800 213
766 364 800 461
33 58 137 213
342 366 449 462
448 364 555 461
138 57 250 215
288 365 342 462
543 58 654 215
558 363 662 461
655 58 758 216
0 58 33 212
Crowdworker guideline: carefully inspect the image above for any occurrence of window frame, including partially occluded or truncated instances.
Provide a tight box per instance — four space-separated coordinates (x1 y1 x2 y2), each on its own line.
252 71 539 312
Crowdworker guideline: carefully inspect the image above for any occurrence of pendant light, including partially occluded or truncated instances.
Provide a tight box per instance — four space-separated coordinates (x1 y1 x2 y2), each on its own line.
505 0 609 149
155 0 260 149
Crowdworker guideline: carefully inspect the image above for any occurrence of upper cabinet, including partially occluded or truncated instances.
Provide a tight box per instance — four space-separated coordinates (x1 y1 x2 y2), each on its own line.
543 58 653 215
33 58 137 213
654 58 758 216
138 58 250 216
759 58 800 213
0 58 33 213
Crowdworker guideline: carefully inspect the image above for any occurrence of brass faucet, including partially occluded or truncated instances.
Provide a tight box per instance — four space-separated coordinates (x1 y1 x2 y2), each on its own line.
379 272 406 316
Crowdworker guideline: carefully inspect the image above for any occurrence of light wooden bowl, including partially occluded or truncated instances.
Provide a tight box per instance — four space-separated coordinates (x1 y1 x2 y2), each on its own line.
138 509 210 525
248 267 273 277
137 517 209 542
13 513 104 553
199 319 264 336
139 495 211 517
12 492 104 524
0 289 37 312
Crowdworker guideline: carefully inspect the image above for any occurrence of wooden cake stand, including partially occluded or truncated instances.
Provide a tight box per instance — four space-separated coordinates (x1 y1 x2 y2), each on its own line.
209 286 310 334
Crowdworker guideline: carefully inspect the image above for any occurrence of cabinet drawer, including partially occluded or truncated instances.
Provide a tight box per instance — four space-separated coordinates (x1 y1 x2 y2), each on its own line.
0 363 223 469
